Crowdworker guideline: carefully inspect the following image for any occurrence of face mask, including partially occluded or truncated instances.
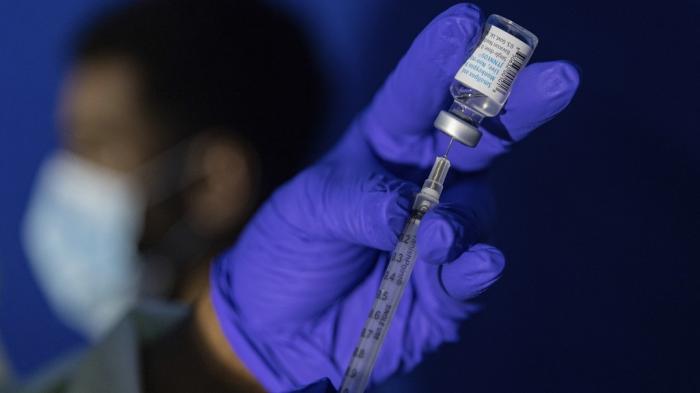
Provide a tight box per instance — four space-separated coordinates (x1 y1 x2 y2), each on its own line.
22 150 145 340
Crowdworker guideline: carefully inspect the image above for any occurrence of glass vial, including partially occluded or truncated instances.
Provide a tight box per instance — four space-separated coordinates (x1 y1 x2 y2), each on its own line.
434 14 538 147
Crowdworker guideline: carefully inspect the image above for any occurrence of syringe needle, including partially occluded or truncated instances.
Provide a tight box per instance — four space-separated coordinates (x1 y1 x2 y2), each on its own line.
443 137 455 157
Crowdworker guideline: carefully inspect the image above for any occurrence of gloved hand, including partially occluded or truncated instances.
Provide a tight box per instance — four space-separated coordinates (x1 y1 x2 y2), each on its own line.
211 3 579 392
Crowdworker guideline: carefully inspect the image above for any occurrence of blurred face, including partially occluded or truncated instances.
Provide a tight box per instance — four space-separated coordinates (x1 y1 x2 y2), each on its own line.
50 56 254 302
58 56 164 175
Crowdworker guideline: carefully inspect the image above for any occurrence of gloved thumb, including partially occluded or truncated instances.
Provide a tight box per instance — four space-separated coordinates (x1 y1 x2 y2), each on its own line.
271 164 418 251
416 203 481 265
439 243 505 300
415 175 493 264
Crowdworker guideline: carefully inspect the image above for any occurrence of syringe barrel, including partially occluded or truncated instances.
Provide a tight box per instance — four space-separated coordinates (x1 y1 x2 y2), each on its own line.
340 156 452 393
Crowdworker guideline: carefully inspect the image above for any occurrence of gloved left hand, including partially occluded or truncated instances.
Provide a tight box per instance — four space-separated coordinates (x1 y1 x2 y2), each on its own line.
211 4 579 392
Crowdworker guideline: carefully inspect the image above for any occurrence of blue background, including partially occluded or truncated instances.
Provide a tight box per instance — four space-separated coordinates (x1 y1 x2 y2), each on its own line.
1 0 698 391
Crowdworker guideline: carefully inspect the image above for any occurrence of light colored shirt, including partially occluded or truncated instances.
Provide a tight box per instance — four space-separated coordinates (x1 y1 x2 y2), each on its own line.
12 302 187 393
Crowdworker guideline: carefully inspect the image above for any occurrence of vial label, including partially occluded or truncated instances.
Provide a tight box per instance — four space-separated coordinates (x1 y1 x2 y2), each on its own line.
455 25 532 104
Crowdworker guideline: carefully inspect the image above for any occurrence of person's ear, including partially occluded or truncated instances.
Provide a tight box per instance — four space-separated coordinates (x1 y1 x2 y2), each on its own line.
183 130 257 238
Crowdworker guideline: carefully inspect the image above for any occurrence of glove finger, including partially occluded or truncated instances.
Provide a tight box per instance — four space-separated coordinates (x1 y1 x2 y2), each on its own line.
361 3 482 167
449 61 581 171
439 243 505 301
416 203 481 265
283 165 419 251
500 61 580 141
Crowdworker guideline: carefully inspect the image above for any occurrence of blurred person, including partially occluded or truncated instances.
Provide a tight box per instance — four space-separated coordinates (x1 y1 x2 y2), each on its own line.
21 0 320 341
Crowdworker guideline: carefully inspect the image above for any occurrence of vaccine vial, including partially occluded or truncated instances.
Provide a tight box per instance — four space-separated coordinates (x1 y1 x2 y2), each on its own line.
434 14 538 147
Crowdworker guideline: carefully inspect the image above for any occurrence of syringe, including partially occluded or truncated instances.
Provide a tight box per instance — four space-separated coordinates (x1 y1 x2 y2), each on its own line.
339 142 453 393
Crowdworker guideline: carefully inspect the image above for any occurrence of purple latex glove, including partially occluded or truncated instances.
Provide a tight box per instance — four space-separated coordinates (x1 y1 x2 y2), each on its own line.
211 3 579 392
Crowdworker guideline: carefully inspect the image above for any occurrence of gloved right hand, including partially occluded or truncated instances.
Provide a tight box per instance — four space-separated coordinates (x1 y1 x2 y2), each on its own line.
210 3 579 392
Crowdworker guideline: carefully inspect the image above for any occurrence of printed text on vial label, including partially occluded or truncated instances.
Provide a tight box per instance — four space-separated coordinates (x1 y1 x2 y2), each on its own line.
455 25 532 103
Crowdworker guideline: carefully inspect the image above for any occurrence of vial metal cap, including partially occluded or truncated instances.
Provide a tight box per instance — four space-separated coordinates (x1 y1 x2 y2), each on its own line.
433 110 482 147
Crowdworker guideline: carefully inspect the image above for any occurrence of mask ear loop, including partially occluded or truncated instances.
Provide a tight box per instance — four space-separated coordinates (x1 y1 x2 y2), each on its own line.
136 136 207 208
136 135 231 300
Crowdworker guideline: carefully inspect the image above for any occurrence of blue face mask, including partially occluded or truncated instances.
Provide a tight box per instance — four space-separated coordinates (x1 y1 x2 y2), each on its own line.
22 150 145 340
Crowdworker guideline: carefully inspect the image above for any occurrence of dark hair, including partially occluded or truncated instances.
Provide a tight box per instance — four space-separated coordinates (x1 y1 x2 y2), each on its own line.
75 0 321 200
